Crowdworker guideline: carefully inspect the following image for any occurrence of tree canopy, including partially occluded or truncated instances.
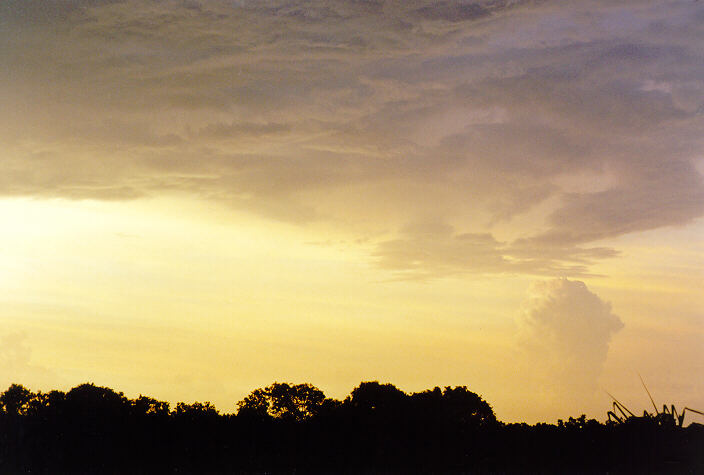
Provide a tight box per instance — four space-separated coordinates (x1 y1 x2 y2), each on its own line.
237 382 327 421
0 380 700 473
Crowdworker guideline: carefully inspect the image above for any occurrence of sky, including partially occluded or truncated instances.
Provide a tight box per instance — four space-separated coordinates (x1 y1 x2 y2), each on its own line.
0 0 703 423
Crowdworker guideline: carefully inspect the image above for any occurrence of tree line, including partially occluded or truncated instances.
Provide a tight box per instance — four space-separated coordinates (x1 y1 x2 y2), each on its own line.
0 381 701 473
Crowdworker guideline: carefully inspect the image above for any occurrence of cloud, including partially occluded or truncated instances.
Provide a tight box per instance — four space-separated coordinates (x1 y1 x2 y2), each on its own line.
413 2 490 22
517 279 624 394
373 221 619 279
0 333 55 389
537 161 704 245
1 0 703 276
198 121 292 140
374 222 508 279
0 0 125 26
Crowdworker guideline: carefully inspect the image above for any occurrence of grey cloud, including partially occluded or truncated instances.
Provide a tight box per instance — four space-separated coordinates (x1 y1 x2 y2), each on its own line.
536 161 704 245
486 183 557 223
239 0 522 24
414 2 490 22
78 120 185 147
462 51 699 136
437 122 594 177
198 121 292 139
2 0 703 276
0 0 125 26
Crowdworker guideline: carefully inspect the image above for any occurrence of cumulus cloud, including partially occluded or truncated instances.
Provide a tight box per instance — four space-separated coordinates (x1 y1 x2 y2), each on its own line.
517 279 624 397
0 333 55 389
1 0 703 276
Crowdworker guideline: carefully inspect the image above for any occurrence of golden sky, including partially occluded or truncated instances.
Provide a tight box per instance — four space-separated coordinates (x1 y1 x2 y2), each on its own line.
1 0 703 423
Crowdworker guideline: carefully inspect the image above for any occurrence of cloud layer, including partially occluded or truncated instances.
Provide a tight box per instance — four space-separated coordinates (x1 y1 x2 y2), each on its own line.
2 0 703 276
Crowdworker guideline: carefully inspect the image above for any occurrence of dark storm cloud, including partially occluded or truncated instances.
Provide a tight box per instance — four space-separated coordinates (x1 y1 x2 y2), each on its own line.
1 0 703 277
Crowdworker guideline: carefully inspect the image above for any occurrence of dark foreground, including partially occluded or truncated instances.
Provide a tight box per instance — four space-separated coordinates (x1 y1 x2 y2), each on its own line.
0 381 702 473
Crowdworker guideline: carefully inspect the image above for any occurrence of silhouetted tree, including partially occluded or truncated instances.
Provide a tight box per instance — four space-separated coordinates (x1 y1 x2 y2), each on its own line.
133 395 170 416
0 383 33 415
236 387 270 419
348 381 406 412
237 382 327 421
0 380 700 473
174 401 218 418
439 385 497 427
64 382 129 417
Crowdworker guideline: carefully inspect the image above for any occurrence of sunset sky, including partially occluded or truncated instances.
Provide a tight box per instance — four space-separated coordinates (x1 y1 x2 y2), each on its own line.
1 0 703 423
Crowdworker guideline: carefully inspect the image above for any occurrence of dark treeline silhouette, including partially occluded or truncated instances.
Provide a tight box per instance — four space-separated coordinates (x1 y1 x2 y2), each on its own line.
0 381 702 473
